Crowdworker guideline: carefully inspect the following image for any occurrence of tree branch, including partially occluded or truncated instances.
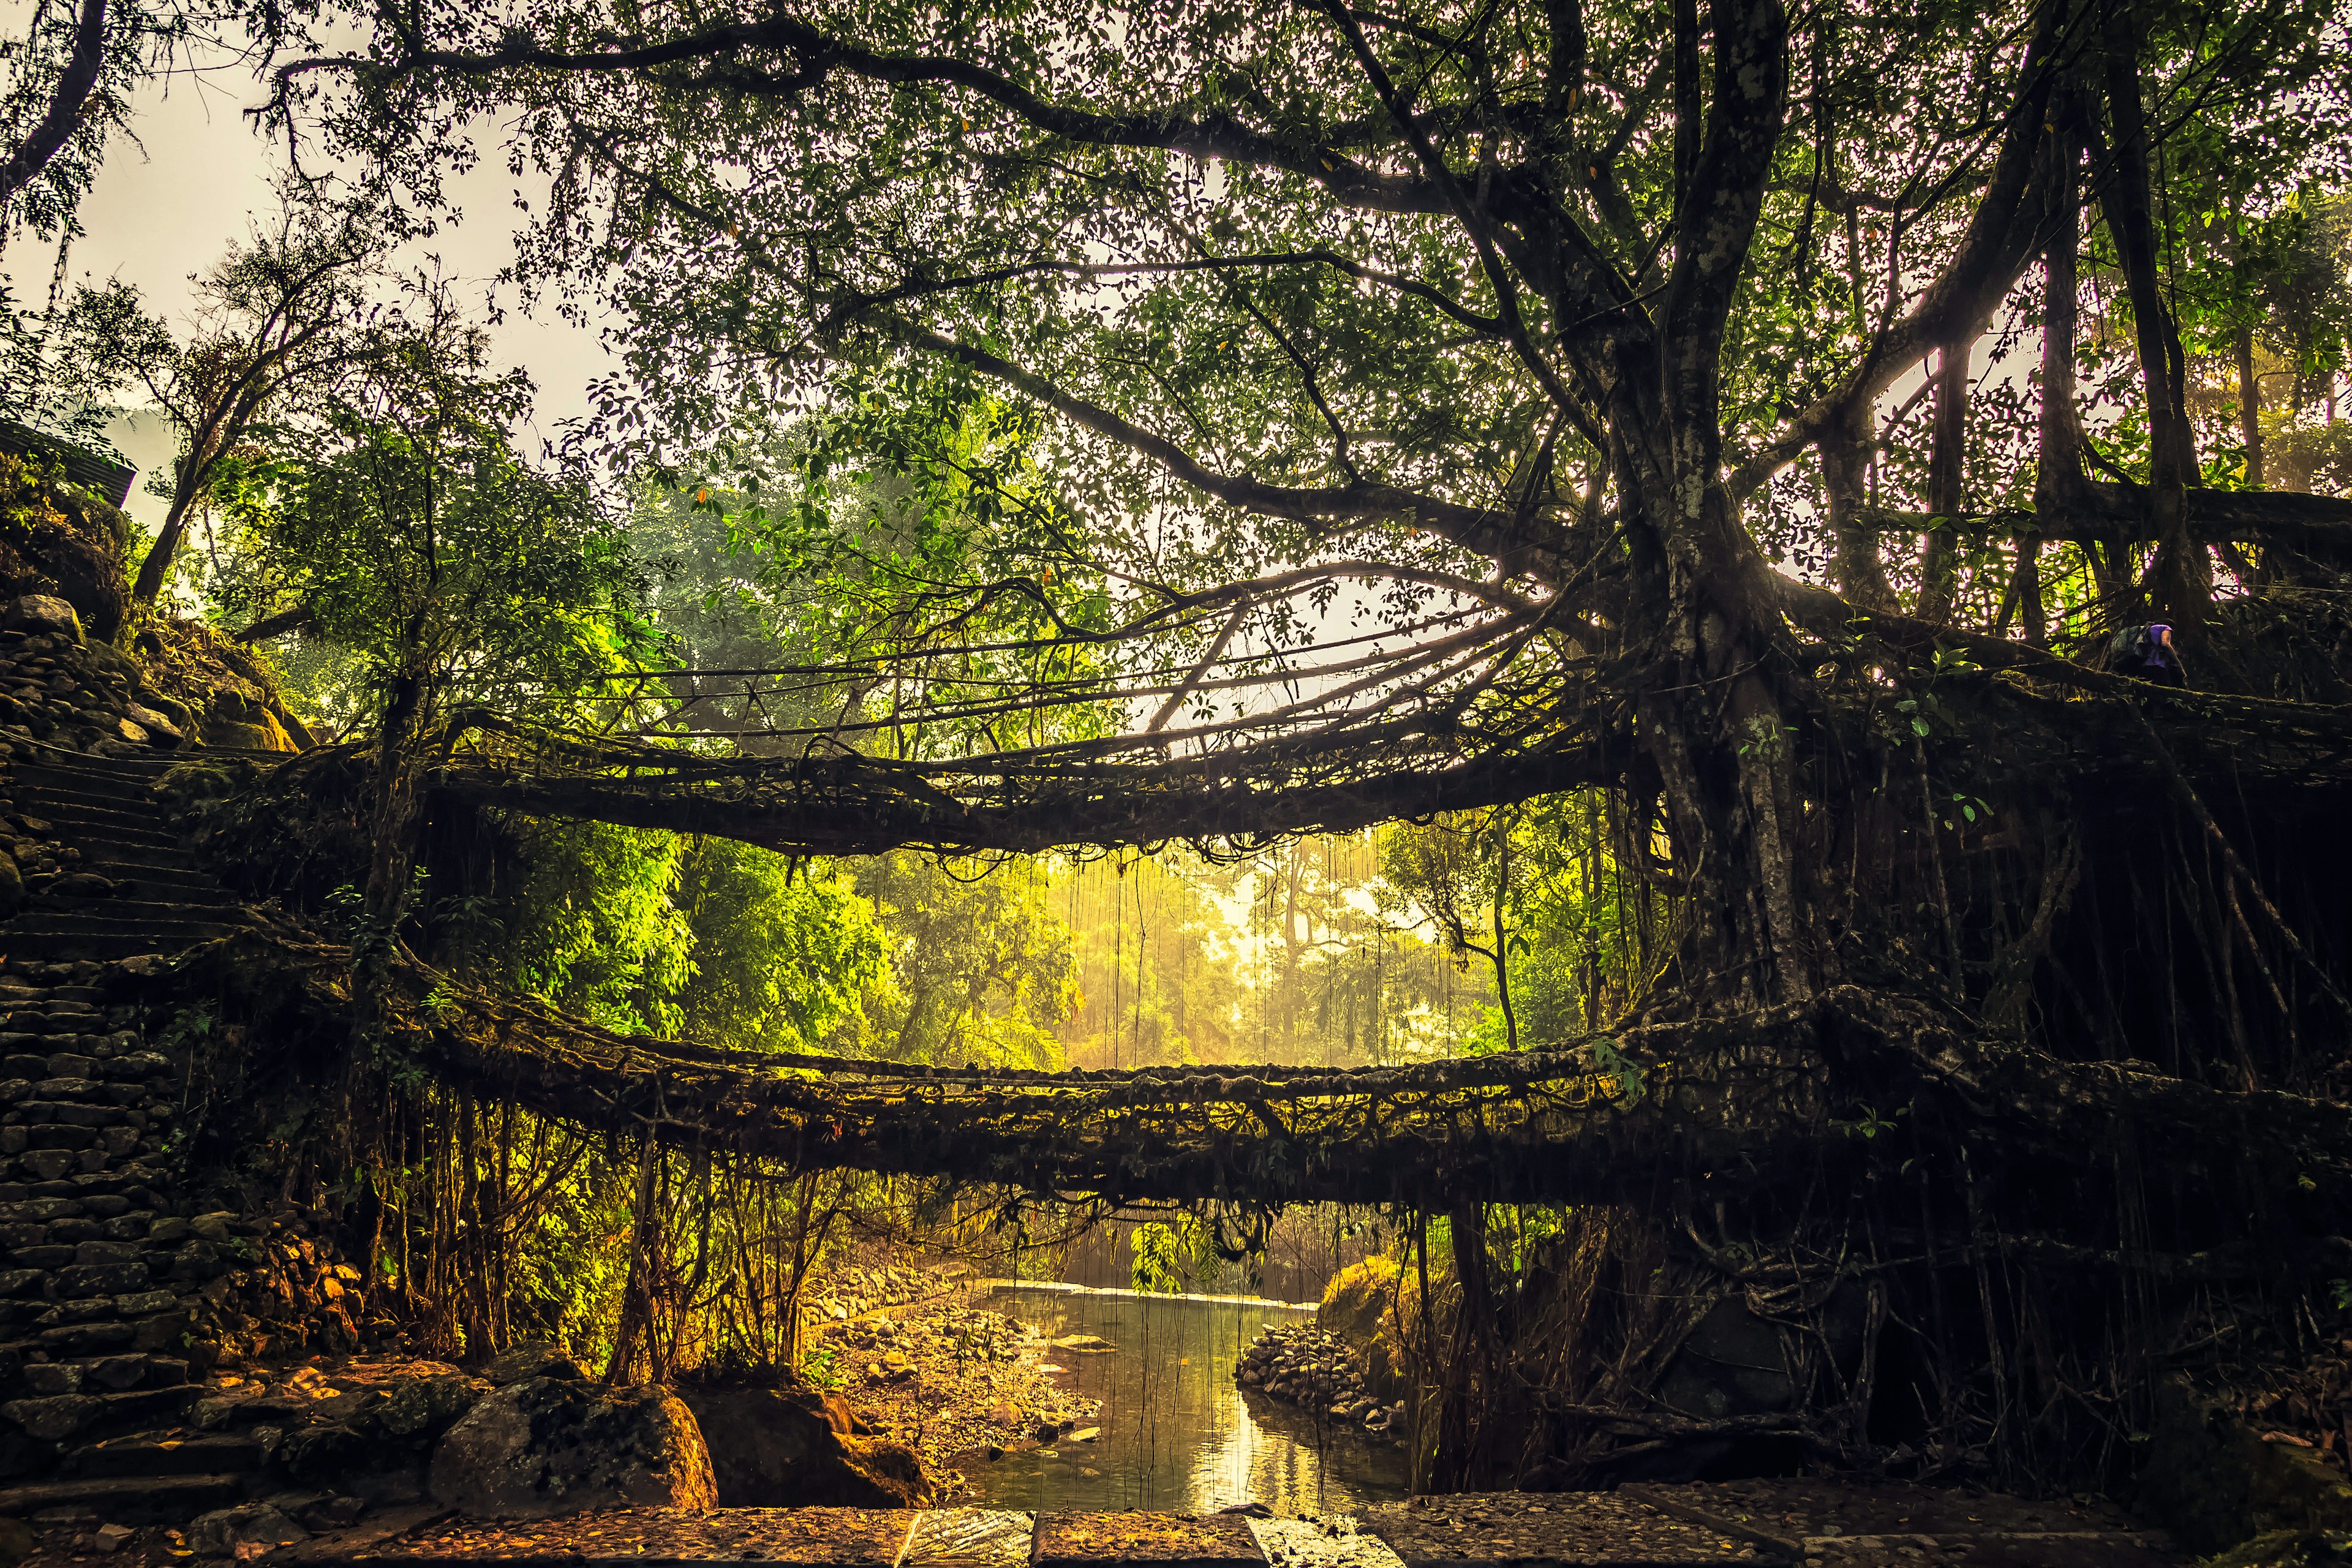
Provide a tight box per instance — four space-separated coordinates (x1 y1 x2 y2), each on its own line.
0 0 108 210
273 17 1450 215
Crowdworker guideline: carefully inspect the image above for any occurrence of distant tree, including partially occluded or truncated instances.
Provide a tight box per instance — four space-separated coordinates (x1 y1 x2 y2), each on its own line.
209 313 658 932
67 190 401 607
1379 812 1520 1052
850 853 1078 1068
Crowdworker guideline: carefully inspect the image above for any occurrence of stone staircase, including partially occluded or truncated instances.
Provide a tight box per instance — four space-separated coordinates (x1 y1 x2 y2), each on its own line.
0 744 274 1528
0 1431 260 1525
2 745 255 963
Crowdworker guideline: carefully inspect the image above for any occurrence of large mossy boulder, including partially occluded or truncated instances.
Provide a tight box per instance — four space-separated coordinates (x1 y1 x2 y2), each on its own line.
0 594 80 644
0 455 133 641
2133 1376 2352 1556
428 1378 717 1518
199 689 301 752
1318 1257 1411 1403
678 1385 930 1507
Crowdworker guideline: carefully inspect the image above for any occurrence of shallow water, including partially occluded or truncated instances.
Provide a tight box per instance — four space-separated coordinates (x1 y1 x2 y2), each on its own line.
951 1283 1409 1514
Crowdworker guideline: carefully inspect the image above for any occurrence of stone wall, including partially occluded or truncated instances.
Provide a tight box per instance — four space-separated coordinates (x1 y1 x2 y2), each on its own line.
0 953 364 1476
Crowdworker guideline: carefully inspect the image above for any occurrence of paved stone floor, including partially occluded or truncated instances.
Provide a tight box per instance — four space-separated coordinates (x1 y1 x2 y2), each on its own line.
297 1486 2185 1568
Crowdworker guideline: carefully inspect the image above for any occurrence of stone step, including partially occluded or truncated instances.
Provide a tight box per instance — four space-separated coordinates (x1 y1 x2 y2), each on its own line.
90 878 237 906
0 1384 204 1443
15 818 169 851
15 791 165 827
40 896 247 924
0 1471 249 1522
0 1016 104 1040
0 984 107 1004
16 750 182 774
78 849 203 877
9 773 172 805
0 932 205 960
13 765 163 796
6 912 244 939
66 1431 266 1479
80 856 214 884
0 997 98 1017
31 824 185 854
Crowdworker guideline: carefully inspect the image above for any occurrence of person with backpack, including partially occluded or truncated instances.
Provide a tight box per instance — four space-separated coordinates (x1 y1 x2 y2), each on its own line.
2103 622 2187 687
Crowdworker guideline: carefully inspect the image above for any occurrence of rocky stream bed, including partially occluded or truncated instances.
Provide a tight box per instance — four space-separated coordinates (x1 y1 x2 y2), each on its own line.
1234 1325 1401 1437
804 1301 1102 1491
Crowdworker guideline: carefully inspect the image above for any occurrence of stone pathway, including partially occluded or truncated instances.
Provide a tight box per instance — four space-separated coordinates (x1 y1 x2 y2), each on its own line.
265 1489 2186 1568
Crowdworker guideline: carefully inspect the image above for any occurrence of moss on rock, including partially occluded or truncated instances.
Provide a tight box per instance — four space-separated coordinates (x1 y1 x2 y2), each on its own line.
2135 1376 2352 1557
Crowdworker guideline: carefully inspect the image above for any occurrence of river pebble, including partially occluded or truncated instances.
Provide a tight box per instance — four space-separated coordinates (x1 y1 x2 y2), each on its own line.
1235 1325 1402 1434
808 1303 1100 1493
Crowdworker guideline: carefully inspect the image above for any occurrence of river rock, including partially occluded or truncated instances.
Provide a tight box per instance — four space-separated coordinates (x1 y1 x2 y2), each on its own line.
374 1370 489 1439
0 595 80 644
677 1385 929 1507
486 1341 586 1386
186 1504 307 1559
428 1377 716 1517
1236 1324 1396 1434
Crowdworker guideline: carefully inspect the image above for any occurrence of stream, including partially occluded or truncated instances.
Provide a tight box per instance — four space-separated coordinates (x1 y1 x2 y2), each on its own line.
951 1283 1409 1515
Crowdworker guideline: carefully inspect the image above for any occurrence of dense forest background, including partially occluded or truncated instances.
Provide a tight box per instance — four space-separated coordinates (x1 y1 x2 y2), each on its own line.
4 0 2352 1509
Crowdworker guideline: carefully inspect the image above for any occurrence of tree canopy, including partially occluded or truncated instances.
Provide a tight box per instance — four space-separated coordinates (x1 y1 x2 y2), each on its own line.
231 0 2347 1007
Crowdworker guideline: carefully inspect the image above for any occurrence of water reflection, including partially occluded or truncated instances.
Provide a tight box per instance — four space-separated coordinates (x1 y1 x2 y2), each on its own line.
952 1284 1408 1514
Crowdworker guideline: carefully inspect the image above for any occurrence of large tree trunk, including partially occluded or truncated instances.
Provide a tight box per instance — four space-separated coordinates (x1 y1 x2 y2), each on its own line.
2098 0 2210 631
1917 339 1970 624
1616 410 1818 1008
1823 404 1896 611
0 0 108 211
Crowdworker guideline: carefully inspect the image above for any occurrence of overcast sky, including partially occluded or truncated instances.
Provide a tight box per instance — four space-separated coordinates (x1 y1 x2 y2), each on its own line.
16 43 613 533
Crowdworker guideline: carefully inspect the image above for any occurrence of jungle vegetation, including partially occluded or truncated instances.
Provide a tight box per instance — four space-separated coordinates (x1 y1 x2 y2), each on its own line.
10 0 2352 1499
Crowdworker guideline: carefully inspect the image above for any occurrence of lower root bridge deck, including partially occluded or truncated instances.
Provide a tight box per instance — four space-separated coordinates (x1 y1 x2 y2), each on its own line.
316 1491 2183 1568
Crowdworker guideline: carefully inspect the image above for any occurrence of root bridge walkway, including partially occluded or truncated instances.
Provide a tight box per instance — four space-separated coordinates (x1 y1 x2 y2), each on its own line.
7 753 2352 1225
300 1490 2182 1568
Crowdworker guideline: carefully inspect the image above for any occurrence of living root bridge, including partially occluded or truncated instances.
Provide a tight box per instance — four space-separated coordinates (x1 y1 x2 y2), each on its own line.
400 646 2352 871
191 930 2352 1221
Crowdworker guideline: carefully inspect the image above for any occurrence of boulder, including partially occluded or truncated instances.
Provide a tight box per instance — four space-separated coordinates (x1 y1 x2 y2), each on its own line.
1654 1296 1798 1420
135 692 192 730
125 703 182 743
186 1505 307 1559
679 1385 929 1507
1316 1257 1409 1402
34 530 126 641
1 595 80 644
373 1370 488 1439
1318 1256 1398 1343
485 1341 585 1387
199 691 301 752
202 715 298 753
2134 1376 2352 1556
428 1377 715 1518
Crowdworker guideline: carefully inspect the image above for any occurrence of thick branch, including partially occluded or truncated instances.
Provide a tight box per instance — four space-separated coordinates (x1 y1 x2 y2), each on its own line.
274 18 1447 215
878 314 1567 570
0 0 107 209
1725 7 2068 499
